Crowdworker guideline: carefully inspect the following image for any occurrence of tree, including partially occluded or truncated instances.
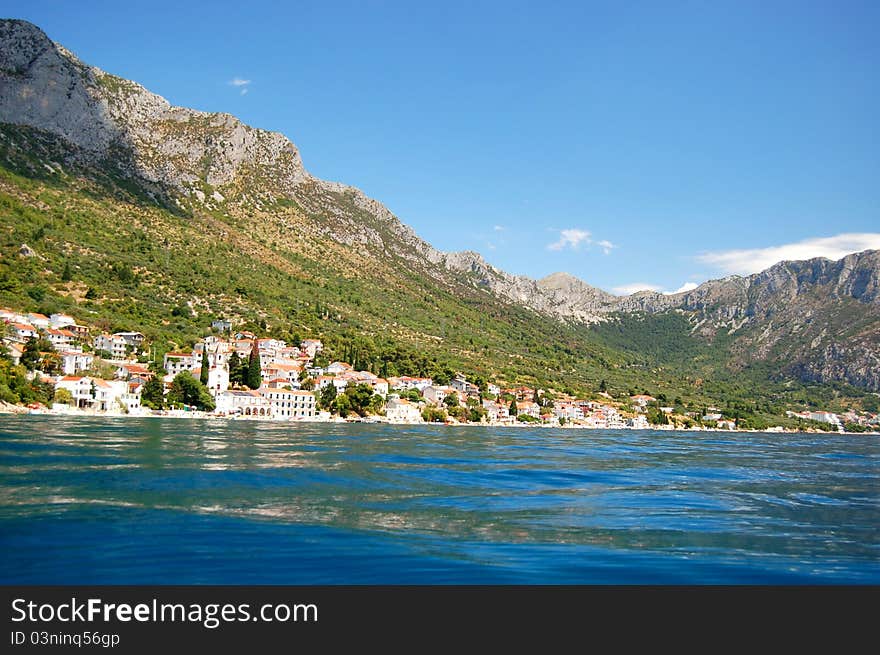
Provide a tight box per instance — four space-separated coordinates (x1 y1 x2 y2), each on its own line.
533 387 540 404
300 377 315 391
141 376 165 409
167 371 215 411
345 383 375 417
228 351 244 386
599 379 607 393
246 341 261 389
39 351 61 375
509 398 518 417
421 407 447 423
319 383 337 410
200 348 209 386
333 393 352 418
61 261 72 282
53 388 73 405
20 337 51 371
443 393 459 408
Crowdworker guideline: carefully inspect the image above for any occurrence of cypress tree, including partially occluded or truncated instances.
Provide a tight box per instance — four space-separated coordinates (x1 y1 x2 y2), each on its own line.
509 398 518 416
228 351 242 386
200 348 209 386
61 260 72 282
246 340 261 389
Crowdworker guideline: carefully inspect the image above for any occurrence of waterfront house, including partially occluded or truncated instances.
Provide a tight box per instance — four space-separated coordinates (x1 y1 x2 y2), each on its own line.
214 390 271 417
258 388 317 419
385 397 423 423
516 401 541 418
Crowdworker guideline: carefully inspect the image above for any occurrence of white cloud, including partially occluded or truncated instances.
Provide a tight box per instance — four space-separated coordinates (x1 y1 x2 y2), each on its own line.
228 78 251 95
668 282 698 294
493 224 505 232
612 282 664 295
697 232 880 276
596 239 615 255
547 228 592 251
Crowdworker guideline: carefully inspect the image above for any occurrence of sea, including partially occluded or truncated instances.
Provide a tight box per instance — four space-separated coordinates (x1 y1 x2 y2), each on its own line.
1 415 877 583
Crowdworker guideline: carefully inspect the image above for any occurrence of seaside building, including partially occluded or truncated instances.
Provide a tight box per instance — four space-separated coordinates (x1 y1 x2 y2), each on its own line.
385 397 423 423
258 388 317 419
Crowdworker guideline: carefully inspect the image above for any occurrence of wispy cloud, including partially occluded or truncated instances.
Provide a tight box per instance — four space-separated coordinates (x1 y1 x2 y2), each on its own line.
697 233 880 276
596 239 615 255
228 77 252 95
493 225 505 232
548 228 591 251
546 228 615 254
612 282 664 295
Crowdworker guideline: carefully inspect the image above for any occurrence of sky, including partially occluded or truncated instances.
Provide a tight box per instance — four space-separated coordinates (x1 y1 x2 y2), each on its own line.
5 0 879 294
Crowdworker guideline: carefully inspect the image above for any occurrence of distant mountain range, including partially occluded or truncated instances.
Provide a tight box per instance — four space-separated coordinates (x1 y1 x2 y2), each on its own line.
1 18 877 399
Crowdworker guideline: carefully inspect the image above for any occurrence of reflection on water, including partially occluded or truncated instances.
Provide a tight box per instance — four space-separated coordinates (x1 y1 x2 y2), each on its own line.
1 416 878 583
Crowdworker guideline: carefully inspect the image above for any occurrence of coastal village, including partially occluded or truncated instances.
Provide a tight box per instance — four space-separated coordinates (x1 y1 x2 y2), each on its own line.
2 306 878 433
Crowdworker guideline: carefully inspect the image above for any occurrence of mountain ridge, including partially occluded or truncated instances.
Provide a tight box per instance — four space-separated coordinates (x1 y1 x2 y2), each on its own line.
1 18 878 393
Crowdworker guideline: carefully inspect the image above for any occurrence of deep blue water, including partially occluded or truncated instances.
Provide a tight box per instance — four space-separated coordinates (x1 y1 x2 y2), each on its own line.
1 416 878 583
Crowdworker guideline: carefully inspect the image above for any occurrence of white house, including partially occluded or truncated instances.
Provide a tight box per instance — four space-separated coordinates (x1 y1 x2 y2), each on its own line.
4 342 23 365
515 401 541 418
553 402 584 421
8 323 38 342
54 376 136 412
326 361 353 375
94 333 128 359
385 397 422 423
369 378 389 397
44 328 75 351
164 352 196 377
300 339 323 358
114 332 145 348
49 313 76 329
60 351 94 375
26 313 50 329
423 386 454 407
392 376 433 392
482 400 510 422
451 375 478 395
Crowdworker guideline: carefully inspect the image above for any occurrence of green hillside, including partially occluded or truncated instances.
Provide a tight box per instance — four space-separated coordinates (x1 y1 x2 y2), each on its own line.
0 122 876 422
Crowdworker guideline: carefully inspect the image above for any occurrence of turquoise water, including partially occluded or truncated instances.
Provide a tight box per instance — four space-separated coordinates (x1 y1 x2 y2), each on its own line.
1 416 878 583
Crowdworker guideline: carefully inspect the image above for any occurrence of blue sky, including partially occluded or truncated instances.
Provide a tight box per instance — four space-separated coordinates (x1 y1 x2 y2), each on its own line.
6 0 880 293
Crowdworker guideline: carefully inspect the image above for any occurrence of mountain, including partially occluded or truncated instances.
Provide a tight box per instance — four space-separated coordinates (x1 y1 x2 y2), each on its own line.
1 19 878 411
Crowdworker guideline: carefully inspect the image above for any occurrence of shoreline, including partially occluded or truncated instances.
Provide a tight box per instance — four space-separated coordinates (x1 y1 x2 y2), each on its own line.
3 405 872 435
